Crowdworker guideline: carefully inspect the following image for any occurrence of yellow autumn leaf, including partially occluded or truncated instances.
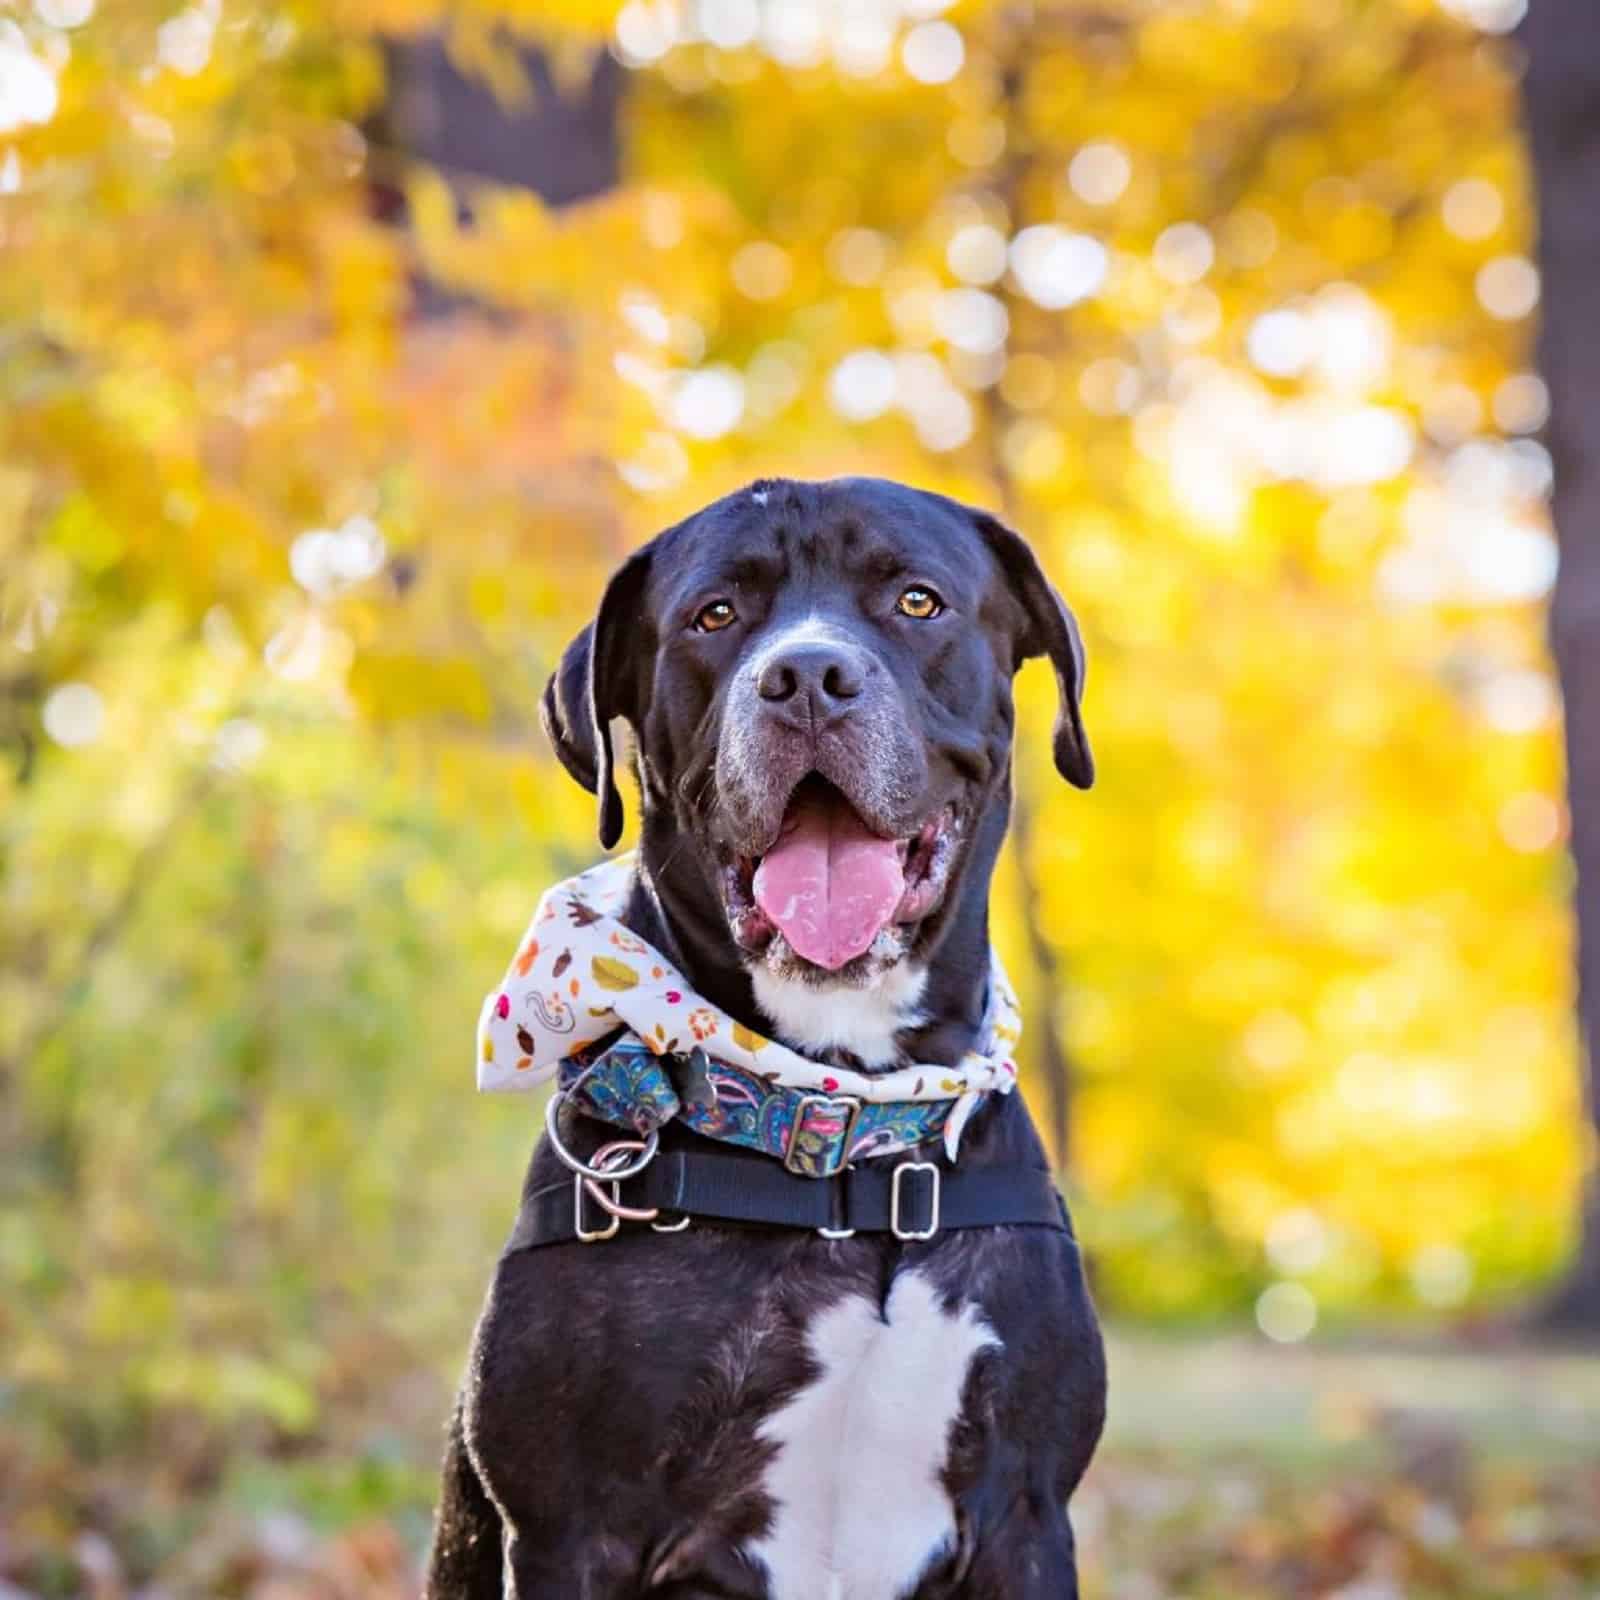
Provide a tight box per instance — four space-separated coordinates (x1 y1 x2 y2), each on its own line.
590 955 640 992
731 1021 770 1053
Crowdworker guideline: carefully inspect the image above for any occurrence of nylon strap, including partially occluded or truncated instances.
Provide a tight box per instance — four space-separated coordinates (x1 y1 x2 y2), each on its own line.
502 1136 1070 1253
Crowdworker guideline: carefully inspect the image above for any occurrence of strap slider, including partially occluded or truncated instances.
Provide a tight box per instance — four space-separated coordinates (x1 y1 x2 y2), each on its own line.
574 1175 621 1243
891 1161 941 1241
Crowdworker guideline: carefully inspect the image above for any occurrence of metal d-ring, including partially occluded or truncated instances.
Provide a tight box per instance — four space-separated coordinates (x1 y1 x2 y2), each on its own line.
545 1089 660 1183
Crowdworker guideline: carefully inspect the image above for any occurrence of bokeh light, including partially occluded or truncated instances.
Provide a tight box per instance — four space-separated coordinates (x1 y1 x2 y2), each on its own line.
41 682 103 747
1256 1282 1319 1343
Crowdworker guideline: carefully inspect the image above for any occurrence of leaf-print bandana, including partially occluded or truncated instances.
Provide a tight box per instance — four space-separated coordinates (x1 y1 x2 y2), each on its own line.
477 853 1024 1161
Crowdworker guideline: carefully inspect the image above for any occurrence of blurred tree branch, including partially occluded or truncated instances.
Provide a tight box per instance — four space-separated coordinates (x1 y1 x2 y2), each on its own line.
977 14 1081 1171
0 766 215 1154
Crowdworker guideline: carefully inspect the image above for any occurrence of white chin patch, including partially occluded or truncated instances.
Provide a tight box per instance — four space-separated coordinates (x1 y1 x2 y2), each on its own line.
750 960 927 1067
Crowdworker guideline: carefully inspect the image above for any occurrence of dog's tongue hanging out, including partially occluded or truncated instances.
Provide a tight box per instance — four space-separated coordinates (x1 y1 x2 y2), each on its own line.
752 782 905 971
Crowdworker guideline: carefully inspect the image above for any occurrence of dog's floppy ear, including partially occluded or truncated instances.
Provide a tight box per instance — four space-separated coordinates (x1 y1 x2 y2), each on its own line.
541 621 600 792
539 544 655 848
970 509 1094 790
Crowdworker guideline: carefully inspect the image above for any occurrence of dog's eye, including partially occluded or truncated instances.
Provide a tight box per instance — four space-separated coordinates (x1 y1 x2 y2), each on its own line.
692 599 738 633
896 586 944 620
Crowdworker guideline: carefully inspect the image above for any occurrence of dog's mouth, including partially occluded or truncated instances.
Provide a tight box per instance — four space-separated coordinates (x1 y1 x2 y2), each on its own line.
721 773 961 976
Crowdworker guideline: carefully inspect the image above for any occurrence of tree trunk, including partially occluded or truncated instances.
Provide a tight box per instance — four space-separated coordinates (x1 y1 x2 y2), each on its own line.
973 304 1079 1168
380 35 622 207
1523 2 1600 1330
973 37 1086 1174
1009 779 1076 1167
373 31 622 314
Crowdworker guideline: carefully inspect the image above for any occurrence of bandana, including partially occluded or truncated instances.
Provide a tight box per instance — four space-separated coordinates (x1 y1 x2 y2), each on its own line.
477 853 1023 1166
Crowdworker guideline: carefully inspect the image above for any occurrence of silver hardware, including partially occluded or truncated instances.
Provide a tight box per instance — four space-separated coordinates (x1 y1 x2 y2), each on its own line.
890 1161 941 1241
545 1089 659 1183
783 1093 863 1177
651 1212 693 1233
574 1174 621 1242
816 1225 856 1240
548 1099 663 1239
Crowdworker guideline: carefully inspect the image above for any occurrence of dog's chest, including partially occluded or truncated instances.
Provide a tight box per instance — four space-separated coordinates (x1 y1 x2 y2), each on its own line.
745 1271 998 1600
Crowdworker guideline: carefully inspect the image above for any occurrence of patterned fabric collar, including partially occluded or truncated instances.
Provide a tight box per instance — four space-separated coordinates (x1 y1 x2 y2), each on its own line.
477 853 1023 1164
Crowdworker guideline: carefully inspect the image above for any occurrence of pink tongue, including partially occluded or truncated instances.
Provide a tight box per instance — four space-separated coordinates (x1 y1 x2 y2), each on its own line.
753 789 905 971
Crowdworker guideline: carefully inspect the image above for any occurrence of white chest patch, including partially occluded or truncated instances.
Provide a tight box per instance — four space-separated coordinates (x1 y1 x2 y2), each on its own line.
750 962 927 1068
747 1271 999 1600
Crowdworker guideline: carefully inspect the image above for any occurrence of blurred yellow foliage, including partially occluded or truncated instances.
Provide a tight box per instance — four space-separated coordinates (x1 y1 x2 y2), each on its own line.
0 0 1576 1492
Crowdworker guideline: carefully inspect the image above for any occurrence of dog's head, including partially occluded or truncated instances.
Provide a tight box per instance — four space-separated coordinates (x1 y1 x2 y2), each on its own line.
543 477 1091 1037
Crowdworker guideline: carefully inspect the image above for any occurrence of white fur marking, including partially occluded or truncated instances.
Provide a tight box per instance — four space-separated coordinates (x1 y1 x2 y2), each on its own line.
749 1273 998 1600
746 613 857 686
752 489 769 505
751 962 926 1067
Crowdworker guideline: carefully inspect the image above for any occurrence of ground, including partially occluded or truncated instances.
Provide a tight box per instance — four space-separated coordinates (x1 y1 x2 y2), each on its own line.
1080 1333 1600 1599
3 1334 1597 1599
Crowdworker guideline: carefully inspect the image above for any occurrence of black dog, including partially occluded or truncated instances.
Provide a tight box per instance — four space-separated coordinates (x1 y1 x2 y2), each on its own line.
427 477 1106 1599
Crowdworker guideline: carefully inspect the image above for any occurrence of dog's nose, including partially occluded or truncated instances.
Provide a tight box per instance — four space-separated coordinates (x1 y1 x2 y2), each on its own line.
756 641 866 719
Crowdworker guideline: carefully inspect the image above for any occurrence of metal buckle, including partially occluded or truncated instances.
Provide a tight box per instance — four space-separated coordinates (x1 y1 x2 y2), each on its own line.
890 1161 941 1241
574 1174 621 1243
784 1093 863 1177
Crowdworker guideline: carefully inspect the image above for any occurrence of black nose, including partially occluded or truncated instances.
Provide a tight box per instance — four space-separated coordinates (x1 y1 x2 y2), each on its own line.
756 641 866 718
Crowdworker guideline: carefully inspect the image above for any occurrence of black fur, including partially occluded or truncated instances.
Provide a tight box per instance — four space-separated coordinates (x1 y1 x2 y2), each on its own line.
428 478 1106 1597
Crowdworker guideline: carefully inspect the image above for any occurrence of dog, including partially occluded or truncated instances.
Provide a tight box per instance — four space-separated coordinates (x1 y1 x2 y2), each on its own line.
426 477 1106 1599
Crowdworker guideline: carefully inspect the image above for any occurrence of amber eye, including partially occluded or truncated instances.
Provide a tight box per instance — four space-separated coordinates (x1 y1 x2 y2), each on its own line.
692 598 737 633
896 586 944 620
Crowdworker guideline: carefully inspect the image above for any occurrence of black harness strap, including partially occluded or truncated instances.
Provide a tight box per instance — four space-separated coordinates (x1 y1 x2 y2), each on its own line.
503 1137 1070 1254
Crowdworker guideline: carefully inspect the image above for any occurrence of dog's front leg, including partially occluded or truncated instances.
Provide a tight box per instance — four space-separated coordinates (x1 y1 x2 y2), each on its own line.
967 1534 1080 1600
918 1497 1080 1600
501 1531 649 1600
423 1390 505 1600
